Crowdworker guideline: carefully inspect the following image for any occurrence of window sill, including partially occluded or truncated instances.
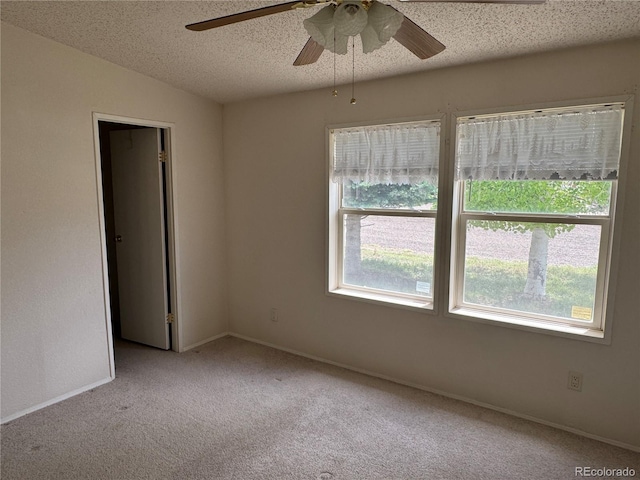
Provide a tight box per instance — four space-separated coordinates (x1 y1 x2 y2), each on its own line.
328 288 434 313
448 306 608 343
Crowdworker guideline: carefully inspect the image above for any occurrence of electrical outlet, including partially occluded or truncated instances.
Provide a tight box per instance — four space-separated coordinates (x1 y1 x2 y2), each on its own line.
568 371 583 392
270 308 278 323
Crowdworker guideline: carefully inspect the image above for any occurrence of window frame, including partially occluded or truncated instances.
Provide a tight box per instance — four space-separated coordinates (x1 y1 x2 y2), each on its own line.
445 97 633 342
326 115 446 312
325 96 632 343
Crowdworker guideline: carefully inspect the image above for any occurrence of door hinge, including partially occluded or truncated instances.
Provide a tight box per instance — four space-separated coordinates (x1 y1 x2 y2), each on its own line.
159 151 167 163
166 313 175 324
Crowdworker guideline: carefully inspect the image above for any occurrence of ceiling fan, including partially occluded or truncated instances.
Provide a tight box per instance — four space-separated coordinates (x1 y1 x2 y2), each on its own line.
186 0 545 66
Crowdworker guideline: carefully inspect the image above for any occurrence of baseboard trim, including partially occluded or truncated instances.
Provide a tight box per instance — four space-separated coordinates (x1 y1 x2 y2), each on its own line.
182 331 230 352
228 332 640 453
1 376 114 425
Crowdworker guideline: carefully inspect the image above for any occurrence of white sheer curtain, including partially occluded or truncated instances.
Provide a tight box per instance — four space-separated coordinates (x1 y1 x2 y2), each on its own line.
455 104 624 181
332 121 440 185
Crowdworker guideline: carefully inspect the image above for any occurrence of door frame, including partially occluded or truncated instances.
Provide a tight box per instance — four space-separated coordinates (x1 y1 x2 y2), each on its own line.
92 112 182 377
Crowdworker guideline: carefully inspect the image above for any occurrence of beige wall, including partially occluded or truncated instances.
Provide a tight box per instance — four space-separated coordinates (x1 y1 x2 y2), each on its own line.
1 23 228 419
223 40 640 448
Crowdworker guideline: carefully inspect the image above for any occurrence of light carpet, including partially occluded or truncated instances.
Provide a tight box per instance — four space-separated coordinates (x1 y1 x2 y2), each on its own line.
2 336 638 479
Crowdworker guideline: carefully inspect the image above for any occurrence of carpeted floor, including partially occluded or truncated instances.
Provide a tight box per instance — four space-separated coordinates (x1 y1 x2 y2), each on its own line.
1 336 638 479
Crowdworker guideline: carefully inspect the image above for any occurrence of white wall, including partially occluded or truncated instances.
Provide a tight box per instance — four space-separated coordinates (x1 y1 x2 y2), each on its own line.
223 40 640 448
1 23 228 420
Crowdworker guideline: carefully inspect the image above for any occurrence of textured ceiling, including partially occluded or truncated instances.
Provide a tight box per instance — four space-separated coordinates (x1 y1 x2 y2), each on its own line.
2 1 640 104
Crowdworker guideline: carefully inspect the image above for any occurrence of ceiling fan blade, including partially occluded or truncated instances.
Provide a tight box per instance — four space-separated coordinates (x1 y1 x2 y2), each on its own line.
294 38 325 66
392 16 446 60
398 0 546 4
186 1 306 31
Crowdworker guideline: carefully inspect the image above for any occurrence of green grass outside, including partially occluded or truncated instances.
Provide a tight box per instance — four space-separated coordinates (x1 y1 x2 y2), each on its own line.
358 245 597 319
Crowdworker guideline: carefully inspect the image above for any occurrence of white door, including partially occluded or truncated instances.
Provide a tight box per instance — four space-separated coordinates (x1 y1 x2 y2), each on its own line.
110 128 170 350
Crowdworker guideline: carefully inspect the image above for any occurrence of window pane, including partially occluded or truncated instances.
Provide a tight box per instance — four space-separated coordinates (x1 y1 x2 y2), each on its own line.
343 215 435 298
463 180 611 216
342 181 437 211
462 221 602 322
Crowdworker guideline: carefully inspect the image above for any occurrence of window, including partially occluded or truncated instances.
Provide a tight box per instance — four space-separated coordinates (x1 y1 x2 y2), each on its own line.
326 101 628 339
328 119 442 309
450 104 625 334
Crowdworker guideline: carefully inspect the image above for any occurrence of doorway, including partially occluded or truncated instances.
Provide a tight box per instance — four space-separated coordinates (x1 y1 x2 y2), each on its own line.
94 115 179 362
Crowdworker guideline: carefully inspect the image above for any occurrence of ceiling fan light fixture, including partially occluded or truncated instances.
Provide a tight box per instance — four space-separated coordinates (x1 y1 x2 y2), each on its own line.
360 24 385 53
303 5 336 47
361 1 404 52
304 0 404 55
366 1 404 43
333 1 369 36
333 34 350 54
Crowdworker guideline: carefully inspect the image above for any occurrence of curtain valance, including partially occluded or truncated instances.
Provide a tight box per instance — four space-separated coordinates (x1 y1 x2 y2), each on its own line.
455 104 624 181
331 121 440 185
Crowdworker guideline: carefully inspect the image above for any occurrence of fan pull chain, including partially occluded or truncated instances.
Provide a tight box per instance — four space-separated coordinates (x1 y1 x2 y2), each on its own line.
350 36 356 105
331 32 338 97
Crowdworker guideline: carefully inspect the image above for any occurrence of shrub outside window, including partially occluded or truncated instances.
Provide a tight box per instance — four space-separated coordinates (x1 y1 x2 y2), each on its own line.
328 119 442 308
450 104 625 332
